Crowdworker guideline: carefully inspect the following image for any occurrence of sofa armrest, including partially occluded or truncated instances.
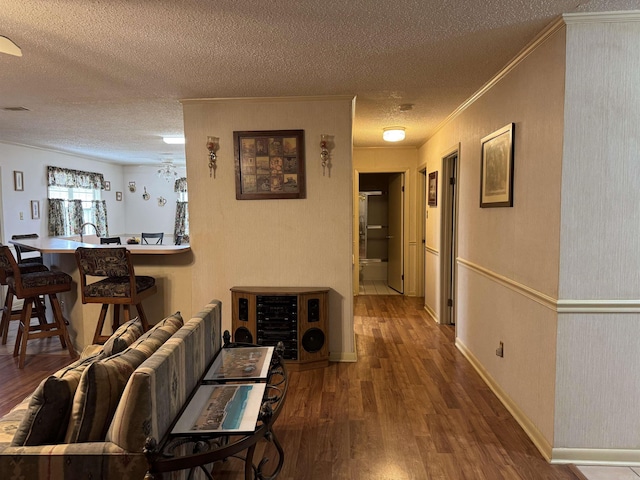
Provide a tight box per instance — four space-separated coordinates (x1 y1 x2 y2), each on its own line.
0 441 148 479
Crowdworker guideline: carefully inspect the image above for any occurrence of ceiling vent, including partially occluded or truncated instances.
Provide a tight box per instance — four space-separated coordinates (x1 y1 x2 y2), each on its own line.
2 107 30 112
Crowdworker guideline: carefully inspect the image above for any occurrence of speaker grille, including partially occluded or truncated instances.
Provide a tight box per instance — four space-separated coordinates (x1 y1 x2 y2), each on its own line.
301 328 325 353
234 327 253 343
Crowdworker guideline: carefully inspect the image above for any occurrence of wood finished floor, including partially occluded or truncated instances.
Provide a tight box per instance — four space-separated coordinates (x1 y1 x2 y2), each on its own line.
212 295 578 480
0 296 579 479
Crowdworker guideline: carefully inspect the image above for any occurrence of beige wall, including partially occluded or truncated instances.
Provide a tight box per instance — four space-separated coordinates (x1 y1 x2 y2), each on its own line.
554 18 640 457
352 147 421 297
418 26 567 456
182 96 355 360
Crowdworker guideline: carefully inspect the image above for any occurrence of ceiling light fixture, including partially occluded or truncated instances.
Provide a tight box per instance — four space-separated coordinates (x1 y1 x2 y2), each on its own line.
0 36 22 57
162 136 185 145
157 159 178 182
383 127 406 142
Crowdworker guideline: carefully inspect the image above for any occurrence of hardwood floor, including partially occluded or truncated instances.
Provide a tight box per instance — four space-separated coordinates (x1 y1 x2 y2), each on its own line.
212 295 578 480
0 295 579 479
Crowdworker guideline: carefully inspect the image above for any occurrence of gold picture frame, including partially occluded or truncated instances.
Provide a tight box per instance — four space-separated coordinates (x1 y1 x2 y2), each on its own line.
233 130 306 200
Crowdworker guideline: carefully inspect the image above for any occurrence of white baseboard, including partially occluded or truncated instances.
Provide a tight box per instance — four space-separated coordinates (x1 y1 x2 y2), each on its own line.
330 351 357 362
551 448 640 466
455 338 553 462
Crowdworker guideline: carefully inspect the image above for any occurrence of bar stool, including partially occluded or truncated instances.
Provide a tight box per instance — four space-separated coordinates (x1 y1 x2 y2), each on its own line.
0 244 49 345
75 247 156 344
141 232 163 245
11 233 44 264
0 246 76 368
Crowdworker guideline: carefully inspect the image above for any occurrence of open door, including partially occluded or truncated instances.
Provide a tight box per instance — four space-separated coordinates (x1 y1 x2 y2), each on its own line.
387 173 404 293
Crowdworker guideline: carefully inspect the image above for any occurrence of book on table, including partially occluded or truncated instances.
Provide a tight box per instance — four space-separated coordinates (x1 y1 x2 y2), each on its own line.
203 346 274 382
171 383 267 435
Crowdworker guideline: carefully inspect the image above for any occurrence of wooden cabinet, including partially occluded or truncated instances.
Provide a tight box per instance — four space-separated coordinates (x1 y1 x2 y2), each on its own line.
231 287 329 371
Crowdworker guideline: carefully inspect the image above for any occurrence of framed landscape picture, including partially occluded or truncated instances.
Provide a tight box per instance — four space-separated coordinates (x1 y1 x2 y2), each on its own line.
480 123 514 208
233 130 306 200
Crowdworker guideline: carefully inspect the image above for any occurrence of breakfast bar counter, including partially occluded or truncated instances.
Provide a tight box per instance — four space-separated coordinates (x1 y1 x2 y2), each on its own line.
10 235 194 350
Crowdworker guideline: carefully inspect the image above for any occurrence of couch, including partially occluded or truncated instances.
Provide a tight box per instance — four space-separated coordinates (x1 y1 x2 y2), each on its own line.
0 299 222 479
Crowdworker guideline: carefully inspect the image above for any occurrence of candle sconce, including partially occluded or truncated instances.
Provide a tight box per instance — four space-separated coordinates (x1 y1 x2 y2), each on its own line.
207 136 219 178
320 134 331 176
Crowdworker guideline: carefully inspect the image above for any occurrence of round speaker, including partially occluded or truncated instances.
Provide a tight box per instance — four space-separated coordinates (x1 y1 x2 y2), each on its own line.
234 327 253 344
301 328 325 353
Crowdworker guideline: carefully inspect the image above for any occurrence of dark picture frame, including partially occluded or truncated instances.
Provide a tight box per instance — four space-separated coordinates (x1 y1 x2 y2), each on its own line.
480 123 514 208
30 200 40 219
14 171 23 191
428 171 438 207
234 129 306 200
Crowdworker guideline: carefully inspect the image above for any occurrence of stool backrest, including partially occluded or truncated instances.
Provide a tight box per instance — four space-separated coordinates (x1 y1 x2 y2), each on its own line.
141 232 163 244
75 247 132 278
0 245 21 285
11 233 43 264
100 236 122 245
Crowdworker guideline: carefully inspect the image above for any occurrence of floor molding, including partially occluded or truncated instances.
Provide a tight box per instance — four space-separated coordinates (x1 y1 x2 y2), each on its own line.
551 448 640 466
455 338 553 462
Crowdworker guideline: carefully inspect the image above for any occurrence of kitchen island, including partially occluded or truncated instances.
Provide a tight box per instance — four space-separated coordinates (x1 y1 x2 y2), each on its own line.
10 235 193 349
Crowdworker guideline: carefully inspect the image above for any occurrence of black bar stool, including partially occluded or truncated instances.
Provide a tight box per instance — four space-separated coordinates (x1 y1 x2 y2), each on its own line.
0 246 76 368
75 247 157 344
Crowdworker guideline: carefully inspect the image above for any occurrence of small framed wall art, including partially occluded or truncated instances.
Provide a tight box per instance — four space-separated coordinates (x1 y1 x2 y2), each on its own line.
428 171 438 207
14 171 23 191
480 123 514 208
104 181 111 191
233 130 306 200
116 191 122 201
31 200 40 219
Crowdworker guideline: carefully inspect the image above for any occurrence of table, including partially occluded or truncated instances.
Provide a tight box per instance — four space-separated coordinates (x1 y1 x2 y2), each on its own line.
143 336 288 480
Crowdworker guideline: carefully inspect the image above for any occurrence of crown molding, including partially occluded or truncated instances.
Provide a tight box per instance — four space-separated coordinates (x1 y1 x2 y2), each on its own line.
180 95 355 105
563 10 640 24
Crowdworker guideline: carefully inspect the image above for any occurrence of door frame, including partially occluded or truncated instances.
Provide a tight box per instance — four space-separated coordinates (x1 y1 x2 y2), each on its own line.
439 146 460 326
353 168 410 296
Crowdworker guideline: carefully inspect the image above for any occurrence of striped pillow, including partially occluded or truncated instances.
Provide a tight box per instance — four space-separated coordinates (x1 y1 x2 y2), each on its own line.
65 312 183 443
11 352 104 446
102 316 144 356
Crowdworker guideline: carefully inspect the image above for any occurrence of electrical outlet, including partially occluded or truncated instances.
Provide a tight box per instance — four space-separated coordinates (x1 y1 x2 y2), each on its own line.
496 341 504 357
19 212 23 220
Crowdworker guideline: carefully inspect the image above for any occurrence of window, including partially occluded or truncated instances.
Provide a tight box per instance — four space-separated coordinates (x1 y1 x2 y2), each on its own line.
48 185 101 232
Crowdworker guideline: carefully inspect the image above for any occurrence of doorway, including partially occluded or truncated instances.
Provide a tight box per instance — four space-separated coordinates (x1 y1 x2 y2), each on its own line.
439 151 459 325
358 172 404 295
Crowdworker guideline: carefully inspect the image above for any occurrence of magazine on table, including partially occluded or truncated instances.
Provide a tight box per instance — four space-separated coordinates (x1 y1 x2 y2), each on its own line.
171 383 266 435
203 346 274 381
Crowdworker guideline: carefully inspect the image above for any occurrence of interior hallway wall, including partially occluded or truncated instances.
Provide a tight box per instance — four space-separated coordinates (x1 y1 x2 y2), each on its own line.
182 96 355 361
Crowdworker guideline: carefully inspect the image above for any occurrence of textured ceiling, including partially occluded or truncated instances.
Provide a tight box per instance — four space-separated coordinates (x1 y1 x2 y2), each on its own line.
0 0 637 165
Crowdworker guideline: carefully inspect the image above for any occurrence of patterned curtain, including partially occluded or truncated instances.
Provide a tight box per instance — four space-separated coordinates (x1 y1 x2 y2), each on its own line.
91 200 109 237
48 199 84 236
47 166 106 189
174 201 189 239
174 177 187 193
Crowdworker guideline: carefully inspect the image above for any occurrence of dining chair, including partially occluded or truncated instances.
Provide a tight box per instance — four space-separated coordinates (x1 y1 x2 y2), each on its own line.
75 247 156 344
174 234 183 246
100 236 122 245
141 232 164 245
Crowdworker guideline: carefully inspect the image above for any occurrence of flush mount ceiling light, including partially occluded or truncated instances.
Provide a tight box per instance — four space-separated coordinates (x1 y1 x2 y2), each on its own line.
0 36 22 57
162 136 185 145
383 127 406 142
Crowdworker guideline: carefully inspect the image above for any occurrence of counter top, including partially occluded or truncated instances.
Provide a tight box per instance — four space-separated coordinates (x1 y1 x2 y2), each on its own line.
10 237 191 255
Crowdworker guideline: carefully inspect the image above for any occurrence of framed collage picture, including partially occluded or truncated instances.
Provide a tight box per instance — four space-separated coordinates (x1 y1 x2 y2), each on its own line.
233 130 306 200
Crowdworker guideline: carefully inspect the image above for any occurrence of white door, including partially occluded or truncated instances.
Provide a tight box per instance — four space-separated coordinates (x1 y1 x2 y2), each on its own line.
387 173 404 293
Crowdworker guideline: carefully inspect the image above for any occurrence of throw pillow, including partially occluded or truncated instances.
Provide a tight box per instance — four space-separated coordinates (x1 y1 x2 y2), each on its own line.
11 352 103 446
65 312 183 443
102 316 144 356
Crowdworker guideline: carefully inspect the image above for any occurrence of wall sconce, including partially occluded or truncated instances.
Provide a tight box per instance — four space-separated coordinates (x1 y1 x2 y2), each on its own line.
320 134 330 176
207 136 219 178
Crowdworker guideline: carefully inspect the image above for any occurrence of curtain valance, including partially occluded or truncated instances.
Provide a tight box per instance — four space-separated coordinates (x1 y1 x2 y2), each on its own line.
47 166 105 189
174 177 188 193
